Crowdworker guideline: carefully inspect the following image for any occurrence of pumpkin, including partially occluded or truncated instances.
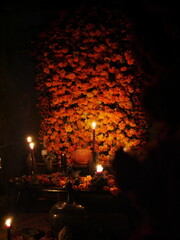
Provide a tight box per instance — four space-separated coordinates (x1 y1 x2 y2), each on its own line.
71 149 92 166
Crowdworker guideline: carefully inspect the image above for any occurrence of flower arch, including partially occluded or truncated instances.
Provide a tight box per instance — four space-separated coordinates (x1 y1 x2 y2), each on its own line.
32 6 149 165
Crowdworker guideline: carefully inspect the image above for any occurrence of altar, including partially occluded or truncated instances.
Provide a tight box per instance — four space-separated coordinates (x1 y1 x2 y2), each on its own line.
10 186 120 213
8 169 120 213
5 177 131 240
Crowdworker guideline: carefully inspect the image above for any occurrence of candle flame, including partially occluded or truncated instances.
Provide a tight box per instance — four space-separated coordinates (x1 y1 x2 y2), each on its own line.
5 218 12 228
123 147 129 152
27 136 32 143
29 142 35 149
96 164 103 173
92 122 96 129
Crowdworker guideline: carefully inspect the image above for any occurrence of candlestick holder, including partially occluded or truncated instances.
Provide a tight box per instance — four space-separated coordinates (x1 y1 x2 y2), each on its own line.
89 151 97 175
7 227 11 240
92 170 107 190
58 153 67 176
30 149 36 176
5 218 12 240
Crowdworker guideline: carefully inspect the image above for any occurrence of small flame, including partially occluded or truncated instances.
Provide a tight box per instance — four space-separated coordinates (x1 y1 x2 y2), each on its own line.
5 218 12 228
123 147 129 152
27 136 32 143
96 164 103 173
29 142 35 149
92 122 96 129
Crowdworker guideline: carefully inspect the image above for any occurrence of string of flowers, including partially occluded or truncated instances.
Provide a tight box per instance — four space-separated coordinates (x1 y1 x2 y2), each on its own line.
9 172 120 195
32 6 149 164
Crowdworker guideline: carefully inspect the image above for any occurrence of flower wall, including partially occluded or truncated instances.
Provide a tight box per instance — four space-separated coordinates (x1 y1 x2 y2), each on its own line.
32 6 149 165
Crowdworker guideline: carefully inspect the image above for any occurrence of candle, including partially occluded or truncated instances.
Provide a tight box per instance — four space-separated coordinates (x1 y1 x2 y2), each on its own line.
92 122 96 130
89 122 97 175
5 218 12 240
27 136 32 143
92 122 96 153
61 153 67 172
29 142 34 150
96 164 103 173
29 142 36 176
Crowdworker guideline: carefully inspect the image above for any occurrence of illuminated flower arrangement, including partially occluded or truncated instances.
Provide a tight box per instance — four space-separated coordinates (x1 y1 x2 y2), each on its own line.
10 172 120 195
32 6 149 165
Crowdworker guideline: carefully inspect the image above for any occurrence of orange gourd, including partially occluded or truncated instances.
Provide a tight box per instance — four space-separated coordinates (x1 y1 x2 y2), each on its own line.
71 149 92 166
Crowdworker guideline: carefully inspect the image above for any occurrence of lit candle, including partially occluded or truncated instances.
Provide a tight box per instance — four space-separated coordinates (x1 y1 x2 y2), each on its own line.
29 142 34 150
92 121 96 130
89 122 97 175
29 142 34 149
61 153 67 169
27 136 32 143
29 142 36 176
5 218 12 240
92 122 96 153
96 164 103 173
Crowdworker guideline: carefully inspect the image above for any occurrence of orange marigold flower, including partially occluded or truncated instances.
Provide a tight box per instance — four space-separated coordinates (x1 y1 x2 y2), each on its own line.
61 48 69 53
54 125 60 131
43 68 50 74
110 187 120 196
58 62 68 67
73 57 79 62
48 64 55 69
65 124 73 132
66 73 76 79
53 75 59 81
120 66 127 72
79 60 86 66
127 59 134 65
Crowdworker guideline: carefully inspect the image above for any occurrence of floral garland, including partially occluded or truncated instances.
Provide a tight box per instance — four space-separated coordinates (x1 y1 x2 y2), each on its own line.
10 171 120 195
32 6 149 164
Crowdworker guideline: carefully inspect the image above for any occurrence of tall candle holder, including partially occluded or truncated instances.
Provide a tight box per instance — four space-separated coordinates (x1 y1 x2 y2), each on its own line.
26 136 32 175
89 122 97 175
92 121 96 158
59 153 67 175
29 142 36 177
5 218 12 240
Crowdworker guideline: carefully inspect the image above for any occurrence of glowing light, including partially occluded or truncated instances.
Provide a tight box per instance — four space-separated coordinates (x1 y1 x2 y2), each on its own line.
5 218 12 228
29 142 35 150
27 136 32 143
96 164 103 173
92 122 96 129
123 147 129 152
41 149 47 156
